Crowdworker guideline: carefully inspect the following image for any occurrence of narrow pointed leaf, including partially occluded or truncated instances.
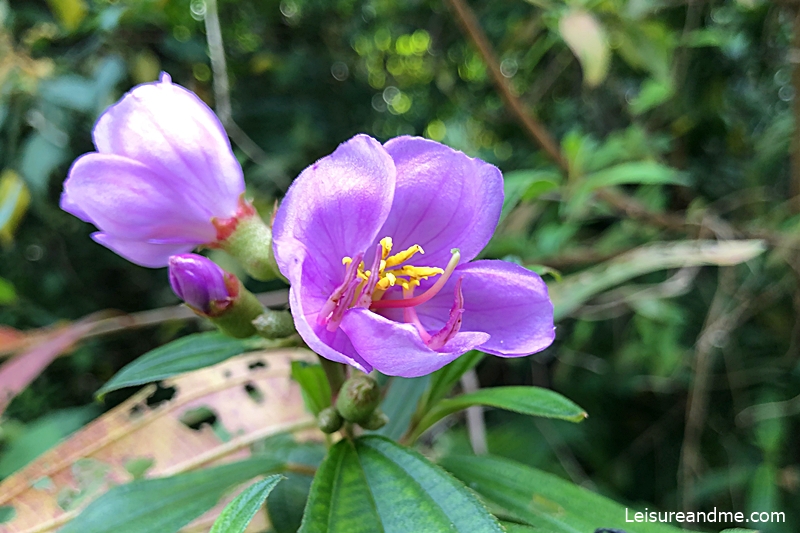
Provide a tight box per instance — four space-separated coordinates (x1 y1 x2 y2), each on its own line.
97 332 262 398
291 361 331 416
410 386 586 441
299 436 503 533
60 456 284 533
441 455 686 533
210 475 284 533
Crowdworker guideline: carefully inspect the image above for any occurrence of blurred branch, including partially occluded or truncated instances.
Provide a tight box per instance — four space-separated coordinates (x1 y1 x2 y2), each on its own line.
0 290 290 358
460 368 487 455
444 0 567 170
203 0 270 167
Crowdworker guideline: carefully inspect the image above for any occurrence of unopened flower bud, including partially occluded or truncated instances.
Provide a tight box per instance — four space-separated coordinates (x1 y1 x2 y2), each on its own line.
169 254 233 315
317 406 344 434
168 253 264 338
359 409 388 430
252 309 295 339
335 374 381 423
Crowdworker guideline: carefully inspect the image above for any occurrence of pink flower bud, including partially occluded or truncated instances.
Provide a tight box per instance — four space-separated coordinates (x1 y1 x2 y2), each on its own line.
168 254 236 315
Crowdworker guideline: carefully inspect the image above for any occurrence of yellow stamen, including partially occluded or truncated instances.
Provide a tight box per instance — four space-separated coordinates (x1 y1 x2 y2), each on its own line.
385 244 425 268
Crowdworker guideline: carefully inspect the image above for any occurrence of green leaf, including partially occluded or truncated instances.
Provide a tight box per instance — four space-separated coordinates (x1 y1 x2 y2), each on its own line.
410 386 586 442
0 277 15 305
580 161 688 192
265 438 325 533
374 375 430 440
60 456 284 533
299 436 504 533
441 455 685 533
0 169 30 247
96 332 262 398
500 170 561 222
210 475 284 533
423 350 485 414
291 361 331 416
19 133 69 195
630 78 674 115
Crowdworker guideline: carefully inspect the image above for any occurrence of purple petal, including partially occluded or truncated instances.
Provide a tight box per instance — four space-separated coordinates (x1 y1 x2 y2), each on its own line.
286 251 372 372
63 153 216 243
340 308 489 377
92 233 195 267
272 134 396 287
413 260 555 357
168 254 231 313
91 74 244 217
379 137 503 269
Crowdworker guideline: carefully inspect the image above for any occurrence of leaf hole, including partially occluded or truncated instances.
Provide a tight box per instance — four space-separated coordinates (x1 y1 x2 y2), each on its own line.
244 381 265 404
248 359 268 370
179 406 218 431
146 384 177 408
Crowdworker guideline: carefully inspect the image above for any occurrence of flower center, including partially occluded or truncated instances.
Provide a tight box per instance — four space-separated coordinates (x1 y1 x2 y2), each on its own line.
317 236 460 332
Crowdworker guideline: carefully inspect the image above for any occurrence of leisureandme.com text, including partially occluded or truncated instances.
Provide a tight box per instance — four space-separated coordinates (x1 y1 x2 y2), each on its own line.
625 507 786 525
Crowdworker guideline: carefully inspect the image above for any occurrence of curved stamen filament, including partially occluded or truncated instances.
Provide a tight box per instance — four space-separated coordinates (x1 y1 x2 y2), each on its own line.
370 249 460 310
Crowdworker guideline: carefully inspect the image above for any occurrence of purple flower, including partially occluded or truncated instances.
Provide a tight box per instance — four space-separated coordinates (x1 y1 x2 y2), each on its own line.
168 253 237 315
60 73 245 267
272 134 555 377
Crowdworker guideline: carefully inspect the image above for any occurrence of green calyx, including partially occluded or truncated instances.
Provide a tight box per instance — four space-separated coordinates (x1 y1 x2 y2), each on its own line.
219 213 281 282
252 309 295 339
208 283 264 338
336 374 381 424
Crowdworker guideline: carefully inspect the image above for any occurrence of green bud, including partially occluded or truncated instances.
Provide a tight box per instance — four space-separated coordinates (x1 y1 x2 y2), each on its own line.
336 374 381 423
252 309 295 339
317 406 344 434
359 409 388 430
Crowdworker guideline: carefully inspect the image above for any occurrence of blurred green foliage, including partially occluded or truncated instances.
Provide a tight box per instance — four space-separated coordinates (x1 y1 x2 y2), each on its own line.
1 0 799 530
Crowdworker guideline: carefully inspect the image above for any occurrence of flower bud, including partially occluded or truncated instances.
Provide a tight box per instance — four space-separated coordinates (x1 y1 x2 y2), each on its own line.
359 409 388 430
168 253 264 338
335 374 381 423
168 254 234 315
317 406 344 434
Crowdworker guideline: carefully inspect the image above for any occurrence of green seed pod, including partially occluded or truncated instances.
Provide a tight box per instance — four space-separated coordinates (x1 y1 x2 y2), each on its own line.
359 409 389 430
317 406 344 434
335 374 381 423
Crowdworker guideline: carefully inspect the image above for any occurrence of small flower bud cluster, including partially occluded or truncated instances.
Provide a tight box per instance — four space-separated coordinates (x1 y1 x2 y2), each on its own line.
316 374 388 434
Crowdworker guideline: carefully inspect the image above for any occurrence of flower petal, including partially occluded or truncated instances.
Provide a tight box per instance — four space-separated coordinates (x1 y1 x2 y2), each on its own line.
413 260 555 356
63 153 215 243
92 233 195 267
340 308 489 377
92 73 244 217
379 137 503 269
272 134 396 286
286 250 372 372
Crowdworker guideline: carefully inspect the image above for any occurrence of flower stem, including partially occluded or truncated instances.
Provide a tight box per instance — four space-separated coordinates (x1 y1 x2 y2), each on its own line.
318 355 346 397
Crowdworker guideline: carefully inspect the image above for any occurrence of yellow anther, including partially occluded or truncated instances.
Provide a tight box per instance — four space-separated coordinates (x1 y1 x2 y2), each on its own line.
385 244 425 268
380 237 394 260
338 238 444 305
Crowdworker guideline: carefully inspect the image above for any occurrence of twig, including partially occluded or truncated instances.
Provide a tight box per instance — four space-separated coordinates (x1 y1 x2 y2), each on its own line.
460 368 487 455
444 0 567 170
0 290 290 358
204 0 271 167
